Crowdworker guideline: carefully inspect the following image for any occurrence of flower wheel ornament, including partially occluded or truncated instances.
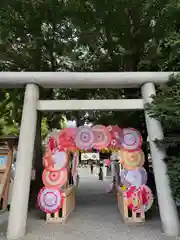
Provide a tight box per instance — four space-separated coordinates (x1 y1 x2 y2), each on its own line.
42 168 68 188
75 126 94 150
92 125 111 150
37 187 63 213
121 167 147 188
119 149 145 170
124 185 154 213
120 128 142 151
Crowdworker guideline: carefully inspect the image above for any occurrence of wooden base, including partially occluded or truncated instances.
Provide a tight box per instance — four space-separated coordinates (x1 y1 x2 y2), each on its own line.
116 186 145 223
46 210 63 223
46 185 75 223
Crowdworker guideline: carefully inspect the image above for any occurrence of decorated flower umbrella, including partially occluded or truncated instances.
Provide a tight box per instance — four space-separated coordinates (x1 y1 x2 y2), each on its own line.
121 167 147 188
37 187 63 213
119 128 142 151
42 168 68 189
124 185 153 213
119 149 145 170
92 125 111 150
75 126 94 150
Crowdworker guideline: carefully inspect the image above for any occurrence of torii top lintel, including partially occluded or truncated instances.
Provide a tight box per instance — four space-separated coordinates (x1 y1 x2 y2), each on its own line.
0 72 177 88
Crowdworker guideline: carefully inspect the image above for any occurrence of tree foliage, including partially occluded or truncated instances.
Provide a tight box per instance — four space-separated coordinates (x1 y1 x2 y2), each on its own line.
0 0 180 145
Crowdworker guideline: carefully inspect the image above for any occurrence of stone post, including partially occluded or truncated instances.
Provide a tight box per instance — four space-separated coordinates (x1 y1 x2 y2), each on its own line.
7 84 39 239
141 82 179 236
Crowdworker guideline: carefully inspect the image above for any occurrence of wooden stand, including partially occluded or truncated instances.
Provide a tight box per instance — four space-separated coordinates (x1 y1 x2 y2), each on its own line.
116 186 145 223
46 185 75 223
0 136 17 211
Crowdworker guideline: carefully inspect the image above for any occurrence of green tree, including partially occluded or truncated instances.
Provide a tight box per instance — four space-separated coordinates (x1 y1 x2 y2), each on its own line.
0 0 180 139
0 0 78 132
41 117 49 139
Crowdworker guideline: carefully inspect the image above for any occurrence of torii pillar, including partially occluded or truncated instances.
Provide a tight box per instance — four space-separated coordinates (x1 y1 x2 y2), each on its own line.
7 84 39 239
141 82 179 236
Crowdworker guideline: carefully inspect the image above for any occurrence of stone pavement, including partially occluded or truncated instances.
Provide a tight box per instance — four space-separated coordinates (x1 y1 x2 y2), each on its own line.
0 168 179 240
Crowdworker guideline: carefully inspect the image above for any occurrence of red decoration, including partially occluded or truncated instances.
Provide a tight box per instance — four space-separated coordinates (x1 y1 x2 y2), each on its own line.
58 128 77 151
48 137 57 152
43 150 54 169
107 125 122 148
124 186 142 212
139 185 153 211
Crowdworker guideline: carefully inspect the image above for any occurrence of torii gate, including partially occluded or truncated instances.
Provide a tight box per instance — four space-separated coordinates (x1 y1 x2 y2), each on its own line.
0 72 179 239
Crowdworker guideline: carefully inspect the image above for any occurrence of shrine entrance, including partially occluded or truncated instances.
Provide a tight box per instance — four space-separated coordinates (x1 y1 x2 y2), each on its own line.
0 72 179 239
37 121 155 225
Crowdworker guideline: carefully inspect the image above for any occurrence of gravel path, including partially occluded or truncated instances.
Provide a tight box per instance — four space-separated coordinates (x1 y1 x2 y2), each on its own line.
0 168 179 240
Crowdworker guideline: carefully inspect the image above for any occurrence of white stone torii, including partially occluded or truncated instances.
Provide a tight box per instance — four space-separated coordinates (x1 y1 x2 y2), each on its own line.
1 72 179 239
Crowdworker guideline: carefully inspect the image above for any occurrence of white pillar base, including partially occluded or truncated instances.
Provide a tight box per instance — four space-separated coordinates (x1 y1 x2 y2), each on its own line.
7 84 39 240
141 82 180 236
